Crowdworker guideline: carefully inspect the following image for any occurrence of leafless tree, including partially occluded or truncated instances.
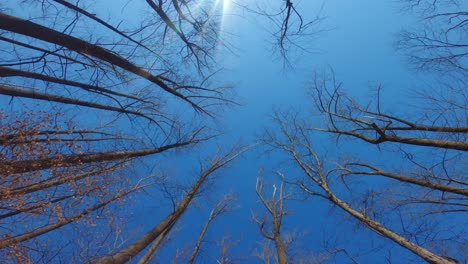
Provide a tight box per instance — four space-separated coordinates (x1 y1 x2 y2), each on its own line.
0 0 233 131
98 145 247 264
143 0 226 71
0 108 199 262
309 70 467 151
261 67 466 263
187 193 238 264
214 234 241 264
253 171 290 264
240 0 324 63
0 1 235 262
396 0 467 77
136 221 177 264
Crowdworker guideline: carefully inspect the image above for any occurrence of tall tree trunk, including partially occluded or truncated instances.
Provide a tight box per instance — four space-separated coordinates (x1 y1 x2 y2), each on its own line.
290 147 457 264
322 186 456 264
0 66 147 103
98 147 244 264
0 188 138 248
275 234 288 264
2 162 124 199
187 210 215 264
98 167 210 264
137 221 176 264
345 163 468 196
0 141 193 176
0 13 200 110
0 85 152 121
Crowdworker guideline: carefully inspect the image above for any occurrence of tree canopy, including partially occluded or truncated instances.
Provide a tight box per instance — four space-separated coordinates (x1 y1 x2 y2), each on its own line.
0 0 466 263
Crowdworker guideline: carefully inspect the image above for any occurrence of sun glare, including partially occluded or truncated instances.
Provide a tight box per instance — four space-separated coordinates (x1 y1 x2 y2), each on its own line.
213 0 230 15
212 0 231 36
223 0 230 14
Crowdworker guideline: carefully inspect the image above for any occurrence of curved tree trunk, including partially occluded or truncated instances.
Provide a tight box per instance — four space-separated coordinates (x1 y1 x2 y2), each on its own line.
323 187 457 264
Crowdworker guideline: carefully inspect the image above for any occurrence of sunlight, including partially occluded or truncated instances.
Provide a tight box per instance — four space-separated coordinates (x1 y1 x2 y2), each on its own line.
212 0 230 18
184 0 231 43
222 0 230 14
212 0 231 43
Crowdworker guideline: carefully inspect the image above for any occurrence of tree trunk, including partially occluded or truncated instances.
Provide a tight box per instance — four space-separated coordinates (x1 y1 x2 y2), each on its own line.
0 66 146 103
98 169 209 264
98 147 243 263
0 141 192 176
0 13 199 110
274 235 288 264
324 187 457 264
0 85 151 121
2 162 124 199
0 188 137 248
347 163 468 196
187 211 214 264
136 221 175 264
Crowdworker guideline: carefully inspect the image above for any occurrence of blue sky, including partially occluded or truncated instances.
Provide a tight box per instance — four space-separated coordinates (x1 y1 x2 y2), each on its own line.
82 0 464 262
1 0 466 263
133 0 455 262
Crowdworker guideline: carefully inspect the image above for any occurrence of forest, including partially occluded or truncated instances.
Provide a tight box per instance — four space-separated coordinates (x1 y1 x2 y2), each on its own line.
0 0 466 263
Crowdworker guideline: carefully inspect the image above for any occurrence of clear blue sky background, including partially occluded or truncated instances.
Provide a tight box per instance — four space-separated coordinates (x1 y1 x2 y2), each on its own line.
123 0 447 263
2 0 463 263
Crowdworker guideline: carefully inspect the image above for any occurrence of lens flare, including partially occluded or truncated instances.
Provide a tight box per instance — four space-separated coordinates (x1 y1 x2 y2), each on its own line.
223 0 230 14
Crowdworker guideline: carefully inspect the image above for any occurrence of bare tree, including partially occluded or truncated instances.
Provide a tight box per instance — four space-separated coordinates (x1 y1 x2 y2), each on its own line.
136 221 177 264
0 130 204 176
98 145 247 264
396 0 467 77
214 234 241 264
0 1 234 261
136 194 238 264
187 193 238 264
240 0 323 62
253 171 290 264
308 71 467 151
0 108 171 262
257 1 466 258
261 66 466 263
0 0 234 133
144 0 225 70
